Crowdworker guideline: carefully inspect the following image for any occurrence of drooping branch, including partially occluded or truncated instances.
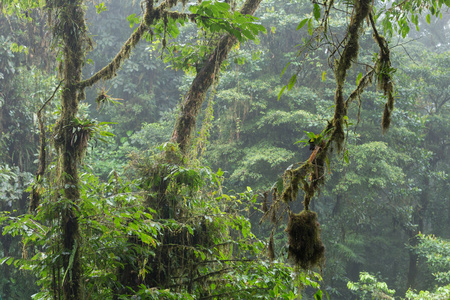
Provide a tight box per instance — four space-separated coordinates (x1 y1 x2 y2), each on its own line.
171 0 263 154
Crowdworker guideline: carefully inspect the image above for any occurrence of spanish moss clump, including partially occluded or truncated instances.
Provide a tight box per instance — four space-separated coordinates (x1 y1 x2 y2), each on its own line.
281 163 311 203
261 191 268 213
268 233 275 262
78 89 86 102
381 100 393 132
285 210 325 270
271 204 278 223
281 169 300 202
375 40 394 133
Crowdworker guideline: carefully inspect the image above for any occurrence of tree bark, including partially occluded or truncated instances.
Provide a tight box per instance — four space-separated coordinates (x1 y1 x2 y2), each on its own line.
55 1 88 298
171 0 263 154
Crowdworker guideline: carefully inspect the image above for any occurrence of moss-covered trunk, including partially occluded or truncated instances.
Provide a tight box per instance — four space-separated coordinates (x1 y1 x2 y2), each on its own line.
53 1 87 298
171 0 263 154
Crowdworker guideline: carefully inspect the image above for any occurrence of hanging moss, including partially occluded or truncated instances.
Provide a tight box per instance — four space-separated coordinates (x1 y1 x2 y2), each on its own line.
281 162 312 203
346 69 374 107
261 191 268 213
332 0 372 152
368 13 395 133
271 205 277 223
268 232 275 262
285 210 325 270
77 89 86 102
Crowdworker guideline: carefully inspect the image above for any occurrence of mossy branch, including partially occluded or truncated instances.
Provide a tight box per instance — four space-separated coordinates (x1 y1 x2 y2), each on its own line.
369 12 395 133
333 0 372 153
262 1 399 271
346 69 374 106
78 0 185 90
273 0 374 215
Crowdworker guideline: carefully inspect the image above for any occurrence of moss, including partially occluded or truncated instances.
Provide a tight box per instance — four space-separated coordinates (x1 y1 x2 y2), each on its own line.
29 187 40 213
268 233 275 261
261 191 268 213
77 89 86 102
285 210 325 270
382 100 392 132
271 206 277 223
281 163 312 203
369 14 395 133
332 0 372 152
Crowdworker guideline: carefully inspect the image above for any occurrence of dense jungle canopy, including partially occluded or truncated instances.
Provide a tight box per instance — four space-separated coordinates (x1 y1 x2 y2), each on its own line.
0 0 449 299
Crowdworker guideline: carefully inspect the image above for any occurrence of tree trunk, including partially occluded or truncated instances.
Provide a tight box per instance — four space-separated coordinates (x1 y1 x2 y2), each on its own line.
54 1 88 298
171 0 263 154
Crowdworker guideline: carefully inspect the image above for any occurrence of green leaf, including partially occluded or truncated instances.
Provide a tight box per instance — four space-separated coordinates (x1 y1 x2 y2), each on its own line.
325 155 331 174
344 150 350 164
356 72 362 85
307 18 314 35
241 28 254 40
277 85 287 101
280 62 291 77
294 140 309 147
313 4 321 21
186 225 194 235
287 74 297 91
140 233 154 245
322 71 326 82
305 131 317 139
314 289 323 300
426 14 431 24
0 257 12 265
215 2 230 11
297 18 308 30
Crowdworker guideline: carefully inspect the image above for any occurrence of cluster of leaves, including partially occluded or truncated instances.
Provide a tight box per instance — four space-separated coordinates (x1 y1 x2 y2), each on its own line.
347 272 395 300
412 234 450 283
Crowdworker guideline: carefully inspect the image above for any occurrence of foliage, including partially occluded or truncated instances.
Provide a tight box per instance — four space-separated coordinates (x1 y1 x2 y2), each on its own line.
348 272 395 300
1 149 324 299
412 234 450 283
405 284 450 300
